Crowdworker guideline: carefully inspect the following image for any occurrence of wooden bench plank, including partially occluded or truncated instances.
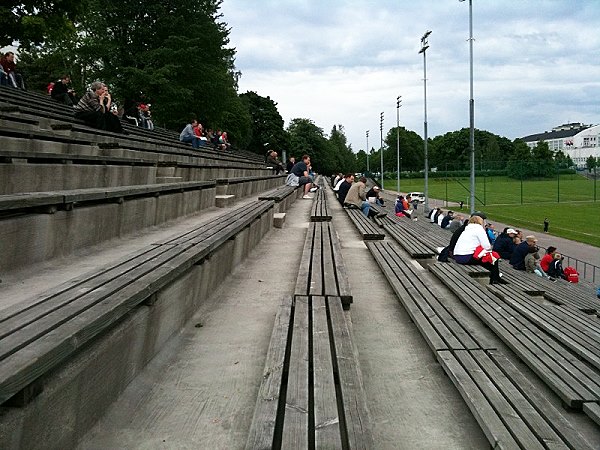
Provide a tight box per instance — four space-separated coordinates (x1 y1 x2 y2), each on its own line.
245 296 293 450
437 350 520 449
309 223 324 298
312 296 343 448
328 296 373 449
488 351 595 449
345 209 384 240
430 263 600 409
282 296 310 448
488 286 600 371
328 224 352 308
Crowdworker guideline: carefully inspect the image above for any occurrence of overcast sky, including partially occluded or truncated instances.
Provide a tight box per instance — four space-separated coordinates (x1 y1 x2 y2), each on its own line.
221 0 600 152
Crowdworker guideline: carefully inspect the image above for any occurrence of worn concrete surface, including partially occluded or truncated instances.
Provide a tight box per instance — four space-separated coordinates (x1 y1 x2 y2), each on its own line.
77 190 494 450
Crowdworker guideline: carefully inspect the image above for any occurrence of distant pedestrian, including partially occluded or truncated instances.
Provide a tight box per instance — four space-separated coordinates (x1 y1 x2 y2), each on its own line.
459 201 464 209
543 218 549 233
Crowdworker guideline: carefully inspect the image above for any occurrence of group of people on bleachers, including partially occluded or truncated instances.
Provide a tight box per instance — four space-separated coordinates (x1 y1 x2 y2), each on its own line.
427 207 464 231
0 52 25 89
332 173 386 219
179 118 230 151
439 209 579 284
123 101 154 130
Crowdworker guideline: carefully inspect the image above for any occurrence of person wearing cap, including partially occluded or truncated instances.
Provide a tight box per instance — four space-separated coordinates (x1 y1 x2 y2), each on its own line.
453 215 506 284
493 227 518 260
366 185 384 206
546 252 566 279
447 214 463 232
510 235 538 270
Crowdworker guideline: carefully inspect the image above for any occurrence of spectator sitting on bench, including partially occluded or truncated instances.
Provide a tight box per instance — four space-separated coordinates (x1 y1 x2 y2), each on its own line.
0 52 25 89
510 235 538 270
493 227 518 260
428 207 438 222
286 156 295 173
138 103 154 130
193 120 209 146
51 75 77 106
525 244 553 280
540 246 557 275
218 130 231 150
332 172 343 187
266 150 285 174
180 118 202 149
395 195 411 217
0 62 8 86
345 176 371 216
286 154 314 198
366 185 384 205
74 81 124 133
336 173 354 206
485 222 497 245
440 210 454 229
447 214 463 232
546 252 567 280
453 215 507 285
436 209 446 226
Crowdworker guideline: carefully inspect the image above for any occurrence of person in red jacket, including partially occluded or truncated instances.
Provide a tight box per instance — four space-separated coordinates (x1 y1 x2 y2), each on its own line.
540 246 557 274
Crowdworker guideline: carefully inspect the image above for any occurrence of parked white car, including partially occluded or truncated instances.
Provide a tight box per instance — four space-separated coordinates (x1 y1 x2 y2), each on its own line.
407 192 426 203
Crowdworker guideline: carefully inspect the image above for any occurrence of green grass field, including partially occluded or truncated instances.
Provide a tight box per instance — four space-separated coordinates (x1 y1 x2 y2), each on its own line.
383 175 600 248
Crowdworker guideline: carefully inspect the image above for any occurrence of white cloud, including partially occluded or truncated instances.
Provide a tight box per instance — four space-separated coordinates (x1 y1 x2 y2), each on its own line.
221 0 600 153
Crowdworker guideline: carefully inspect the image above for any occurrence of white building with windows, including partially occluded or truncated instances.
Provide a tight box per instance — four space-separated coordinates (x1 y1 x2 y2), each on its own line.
521 122 600 168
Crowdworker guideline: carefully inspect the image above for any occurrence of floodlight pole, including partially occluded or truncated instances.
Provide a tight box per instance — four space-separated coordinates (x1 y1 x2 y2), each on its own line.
396 96 402 193
419 31 431 210
380 112 384 188
461 0 476 214
366 130 370 173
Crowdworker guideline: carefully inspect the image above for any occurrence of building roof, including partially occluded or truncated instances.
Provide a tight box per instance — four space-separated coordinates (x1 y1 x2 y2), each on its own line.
521 123 591 143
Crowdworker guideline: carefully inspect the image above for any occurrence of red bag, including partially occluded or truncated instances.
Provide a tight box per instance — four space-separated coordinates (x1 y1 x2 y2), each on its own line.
563 266 579 283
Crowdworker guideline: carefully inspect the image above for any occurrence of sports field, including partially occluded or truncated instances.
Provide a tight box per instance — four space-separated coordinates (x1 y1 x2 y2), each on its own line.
384 174 600 248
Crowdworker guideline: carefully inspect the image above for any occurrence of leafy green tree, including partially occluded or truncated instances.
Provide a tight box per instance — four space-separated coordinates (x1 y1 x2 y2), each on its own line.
555 150 572 169
287 118 337 174
384 126 424 172
69 0 241 134
531 140 555 177
587 155 598 172
506 139 533 179
0 0 83 48
239 91 288 154
328 125 356 175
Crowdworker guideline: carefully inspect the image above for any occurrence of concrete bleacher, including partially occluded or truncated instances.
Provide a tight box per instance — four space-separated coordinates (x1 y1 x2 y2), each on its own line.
0 86 300 447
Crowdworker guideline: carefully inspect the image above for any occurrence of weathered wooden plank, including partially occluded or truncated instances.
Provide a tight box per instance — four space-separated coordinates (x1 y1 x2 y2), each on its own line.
245 296 293 450
345 209 384 240
437 350 520 449
295 223 314 297
456 351 545 450
312 296 342 448
309 223 324 298
430 263 600 408
583 402 600 427
282 296 310 448
328 224 352 308
321 223 338 298
488 351 595 450
328 297 373 449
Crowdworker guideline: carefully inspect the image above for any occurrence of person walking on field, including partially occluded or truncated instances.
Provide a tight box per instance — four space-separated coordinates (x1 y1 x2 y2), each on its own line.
543 217 549 233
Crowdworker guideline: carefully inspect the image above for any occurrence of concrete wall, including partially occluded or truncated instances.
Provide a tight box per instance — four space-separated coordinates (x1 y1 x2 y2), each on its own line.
0 207 274 450
0 187 217 273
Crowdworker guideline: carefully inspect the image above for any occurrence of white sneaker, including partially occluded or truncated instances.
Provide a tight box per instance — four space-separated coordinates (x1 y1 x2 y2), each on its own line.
309 187 318 192
303 194 314 199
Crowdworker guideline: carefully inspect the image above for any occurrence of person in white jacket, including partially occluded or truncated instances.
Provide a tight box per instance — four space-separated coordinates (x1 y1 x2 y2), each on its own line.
453 215 507 284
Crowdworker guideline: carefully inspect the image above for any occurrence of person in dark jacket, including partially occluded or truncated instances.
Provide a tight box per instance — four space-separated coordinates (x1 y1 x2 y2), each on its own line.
492 228 518 260
510 235 538 270
440 211 454 229
337 174 354 206
51 75 77 105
